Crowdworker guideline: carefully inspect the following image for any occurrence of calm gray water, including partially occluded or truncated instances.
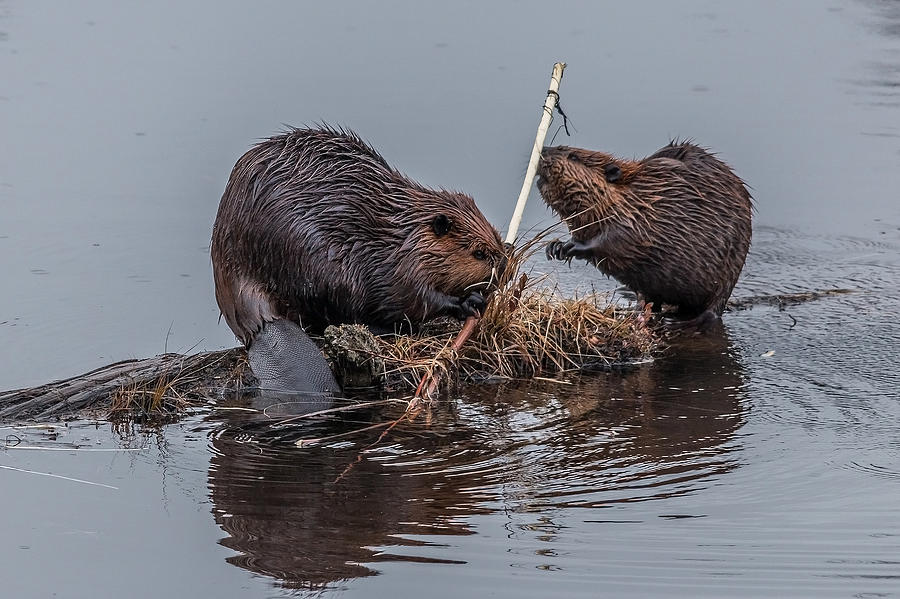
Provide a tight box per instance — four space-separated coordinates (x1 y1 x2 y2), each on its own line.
1 1 899 597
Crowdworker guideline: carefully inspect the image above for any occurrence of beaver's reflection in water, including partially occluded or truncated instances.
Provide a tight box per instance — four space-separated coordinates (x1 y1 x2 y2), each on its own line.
207 326 747 590
208 390 478 590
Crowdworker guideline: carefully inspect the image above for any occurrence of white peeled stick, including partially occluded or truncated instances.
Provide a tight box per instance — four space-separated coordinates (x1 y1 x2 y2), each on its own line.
505 62 566 245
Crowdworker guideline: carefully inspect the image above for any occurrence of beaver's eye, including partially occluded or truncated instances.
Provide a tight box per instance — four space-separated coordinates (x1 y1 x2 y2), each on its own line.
432 214 452 236
604 164 622 183
473 249 487 261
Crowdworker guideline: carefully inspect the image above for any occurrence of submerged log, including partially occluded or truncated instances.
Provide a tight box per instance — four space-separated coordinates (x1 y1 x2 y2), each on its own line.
0 349 248 422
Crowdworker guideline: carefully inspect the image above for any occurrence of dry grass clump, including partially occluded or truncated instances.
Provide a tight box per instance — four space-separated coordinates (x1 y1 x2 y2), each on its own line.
363 240 659 391
106 349 251 421
369 282 655 391
476 277 655 373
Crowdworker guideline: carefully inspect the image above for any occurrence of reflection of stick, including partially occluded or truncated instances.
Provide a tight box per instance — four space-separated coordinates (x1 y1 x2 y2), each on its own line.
505 62 566 245
295 421 396 448
270 398 407 427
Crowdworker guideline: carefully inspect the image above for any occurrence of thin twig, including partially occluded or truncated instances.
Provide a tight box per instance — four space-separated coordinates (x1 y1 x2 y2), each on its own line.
2 446 148 452
269 399 408 427
0 464 119 490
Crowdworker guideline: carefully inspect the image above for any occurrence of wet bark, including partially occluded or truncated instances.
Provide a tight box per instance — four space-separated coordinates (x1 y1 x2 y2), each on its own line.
0 349 246 421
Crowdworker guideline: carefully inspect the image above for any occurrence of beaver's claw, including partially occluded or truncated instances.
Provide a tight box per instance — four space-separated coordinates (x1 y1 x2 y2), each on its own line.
449 290 487 320
545 239 569 261
546 238 593 261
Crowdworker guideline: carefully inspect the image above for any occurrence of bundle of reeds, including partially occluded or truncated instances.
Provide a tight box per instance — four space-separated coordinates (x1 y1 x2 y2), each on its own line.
329 239 659 393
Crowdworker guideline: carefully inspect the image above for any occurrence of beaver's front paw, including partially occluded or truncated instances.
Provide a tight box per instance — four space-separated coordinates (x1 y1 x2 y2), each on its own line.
448 291 487 320
546 238 593 261
545 239 568 261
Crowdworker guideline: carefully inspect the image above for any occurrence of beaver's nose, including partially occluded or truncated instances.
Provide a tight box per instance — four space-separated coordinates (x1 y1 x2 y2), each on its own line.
540 146 565 161
539 146 563 171
539 146 559 164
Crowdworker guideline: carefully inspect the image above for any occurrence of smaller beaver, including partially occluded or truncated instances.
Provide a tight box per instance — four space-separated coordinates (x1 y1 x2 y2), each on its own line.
538 141 752 329
211 126 506 345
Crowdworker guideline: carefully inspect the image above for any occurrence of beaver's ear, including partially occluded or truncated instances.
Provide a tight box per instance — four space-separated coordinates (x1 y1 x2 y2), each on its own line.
432 214 452 237
604 164 622 183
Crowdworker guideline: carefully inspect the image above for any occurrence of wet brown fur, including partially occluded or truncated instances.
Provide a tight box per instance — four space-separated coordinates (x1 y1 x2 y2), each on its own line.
211 126 504 345
537 141 752 321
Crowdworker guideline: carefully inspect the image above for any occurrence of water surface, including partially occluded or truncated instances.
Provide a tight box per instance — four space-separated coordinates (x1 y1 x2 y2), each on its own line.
1 1 899 597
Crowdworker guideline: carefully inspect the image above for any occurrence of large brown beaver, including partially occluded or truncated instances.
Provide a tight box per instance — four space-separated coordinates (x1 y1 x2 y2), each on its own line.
211 126 505 345
538 141 752 329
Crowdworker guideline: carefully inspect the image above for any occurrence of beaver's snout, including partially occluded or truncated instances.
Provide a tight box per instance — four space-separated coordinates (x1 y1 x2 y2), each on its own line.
544 145 586 162
537 146 562 190
541 145 565 157
539 145 566 165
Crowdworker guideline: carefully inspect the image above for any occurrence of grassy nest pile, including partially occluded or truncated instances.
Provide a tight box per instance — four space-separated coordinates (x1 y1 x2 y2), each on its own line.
327 250 659 392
